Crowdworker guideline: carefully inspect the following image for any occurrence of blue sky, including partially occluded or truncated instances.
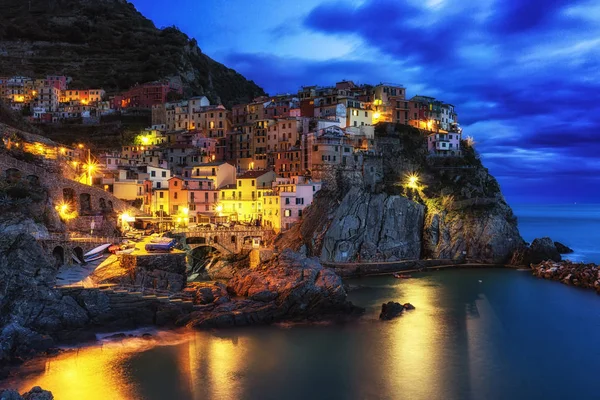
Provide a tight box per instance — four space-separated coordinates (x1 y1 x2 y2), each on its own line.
130 0 600 204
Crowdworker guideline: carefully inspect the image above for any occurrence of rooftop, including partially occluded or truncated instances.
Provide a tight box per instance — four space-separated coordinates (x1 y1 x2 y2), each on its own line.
238 170 273 179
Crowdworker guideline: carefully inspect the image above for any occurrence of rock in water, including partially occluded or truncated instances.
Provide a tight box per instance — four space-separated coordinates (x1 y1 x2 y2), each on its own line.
0 387 54 400
512 237 562 265
554 242 574 254
403 303 416 310
379 302 405 320
21 386 54 400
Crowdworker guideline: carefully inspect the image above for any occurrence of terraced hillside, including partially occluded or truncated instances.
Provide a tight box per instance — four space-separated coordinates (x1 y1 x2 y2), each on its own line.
0 0 266 107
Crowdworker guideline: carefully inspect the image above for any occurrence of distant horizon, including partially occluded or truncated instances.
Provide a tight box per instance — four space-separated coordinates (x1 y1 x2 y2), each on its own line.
130 0 600 203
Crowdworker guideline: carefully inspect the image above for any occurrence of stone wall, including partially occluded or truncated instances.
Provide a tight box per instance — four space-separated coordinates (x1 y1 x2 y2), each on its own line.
120 253 187 292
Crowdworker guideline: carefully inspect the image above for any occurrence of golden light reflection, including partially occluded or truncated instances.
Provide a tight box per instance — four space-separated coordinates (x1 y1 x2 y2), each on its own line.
361 277 449 400
13 344 136 399
181 333 247 399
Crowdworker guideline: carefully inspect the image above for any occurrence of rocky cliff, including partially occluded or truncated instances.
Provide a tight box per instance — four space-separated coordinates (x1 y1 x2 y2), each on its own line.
277 123 524 264
0 0 265 107
179 249 362 328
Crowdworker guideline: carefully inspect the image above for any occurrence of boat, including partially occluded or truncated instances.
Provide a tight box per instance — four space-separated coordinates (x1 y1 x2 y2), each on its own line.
393 273 412 279
84 253 104 263
145 237 177 253
108 244 121 253
83 243 112 258
72 254 83 264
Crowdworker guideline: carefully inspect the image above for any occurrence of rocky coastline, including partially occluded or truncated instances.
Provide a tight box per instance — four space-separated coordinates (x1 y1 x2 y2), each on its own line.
531 260 600 293
0 230 362 373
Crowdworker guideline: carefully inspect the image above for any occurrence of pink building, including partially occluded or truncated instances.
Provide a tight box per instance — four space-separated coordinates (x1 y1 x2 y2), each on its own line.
427 132 462 156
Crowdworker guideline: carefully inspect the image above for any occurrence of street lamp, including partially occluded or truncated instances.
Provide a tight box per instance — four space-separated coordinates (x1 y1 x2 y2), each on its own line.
407 173 420 189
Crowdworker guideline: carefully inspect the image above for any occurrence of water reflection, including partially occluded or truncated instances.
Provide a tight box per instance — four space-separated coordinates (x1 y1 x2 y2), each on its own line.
8 270 600 400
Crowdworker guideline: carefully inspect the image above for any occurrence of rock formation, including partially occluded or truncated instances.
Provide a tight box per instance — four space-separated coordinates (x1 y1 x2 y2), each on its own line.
379 302 415 320
0 234 91 365
510 237 562 266
554 241 574 254
178 249 363 328
277 123 524 265
0 387 53 400
320 188 424 262
531 260 600 292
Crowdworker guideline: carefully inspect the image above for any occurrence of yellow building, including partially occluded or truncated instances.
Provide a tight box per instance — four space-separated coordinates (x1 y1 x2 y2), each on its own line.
219 170 277 223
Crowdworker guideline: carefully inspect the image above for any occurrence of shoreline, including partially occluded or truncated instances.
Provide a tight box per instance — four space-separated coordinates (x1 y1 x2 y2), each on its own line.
329 259 521 278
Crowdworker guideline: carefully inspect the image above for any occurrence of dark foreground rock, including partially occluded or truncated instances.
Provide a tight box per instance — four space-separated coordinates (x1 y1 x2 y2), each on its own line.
554 241 574 254
0 386 53 400
532 260 600 292
511 237 562 266
179 249 364 328
1 234 361 366
379 302 415 320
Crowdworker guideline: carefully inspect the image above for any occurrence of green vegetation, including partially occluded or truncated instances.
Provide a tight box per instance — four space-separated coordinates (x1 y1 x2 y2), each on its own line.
0 0 266 107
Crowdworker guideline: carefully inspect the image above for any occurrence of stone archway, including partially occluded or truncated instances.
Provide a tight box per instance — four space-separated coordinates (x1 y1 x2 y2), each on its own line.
99 197 106 211
107 200 113 211
73 246 84 264
79 193 91 214
52 246 65 268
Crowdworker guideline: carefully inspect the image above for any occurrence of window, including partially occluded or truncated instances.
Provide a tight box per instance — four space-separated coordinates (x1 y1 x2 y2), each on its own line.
173 205 178 211
285 198 290 205
173 181 178 187
191 192 195 200
284 209 291 217
298 209 303 217
174 192 178 199
365 111 368 117
159 192 164 198
151 171 156 177
251 180 255 186
156 182 161 189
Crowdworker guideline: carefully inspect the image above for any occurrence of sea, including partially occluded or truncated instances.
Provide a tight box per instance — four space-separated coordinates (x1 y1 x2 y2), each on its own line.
512 203 600 264
3 204 600 400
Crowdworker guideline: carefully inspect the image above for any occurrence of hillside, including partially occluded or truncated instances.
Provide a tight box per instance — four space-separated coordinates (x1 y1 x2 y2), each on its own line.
0 0 266 107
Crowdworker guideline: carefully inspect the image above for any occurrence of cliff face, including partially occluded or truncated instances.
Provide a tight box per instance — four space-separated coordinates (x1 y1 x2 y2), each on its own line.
277 123 524 264
0 0 265 107
320 187 424 262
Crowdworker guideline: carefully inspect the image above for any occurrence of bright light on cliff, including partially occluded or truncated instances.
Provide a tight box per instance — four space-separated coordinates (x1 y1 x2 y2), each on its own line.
407 173 420 189
56 201 77 221
141 136 150 145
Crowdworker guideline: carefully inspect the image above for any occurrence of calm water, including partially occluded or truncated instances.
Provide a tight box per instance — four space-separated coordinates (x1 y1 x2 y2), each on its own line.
513 204 600 263
4 204 600 399
5 269 600 400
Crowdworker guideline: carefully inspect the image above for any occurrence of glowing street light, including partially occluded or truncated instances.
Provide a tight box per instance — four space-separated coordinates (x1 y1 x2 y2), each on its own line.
182 207 189 216
407 173 420 189
141 136 150 145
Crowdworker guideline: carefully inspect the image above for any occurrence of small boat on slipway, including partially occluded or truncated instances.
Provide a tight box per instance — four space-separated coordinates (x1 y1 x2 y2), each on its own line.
393 273 412 279
145 238 177 253
83 243 112 263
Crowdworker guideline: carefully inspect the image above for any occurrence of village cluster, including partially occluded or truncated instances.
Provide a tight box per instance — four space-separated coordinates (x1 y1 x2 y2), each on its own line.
1 76 462 232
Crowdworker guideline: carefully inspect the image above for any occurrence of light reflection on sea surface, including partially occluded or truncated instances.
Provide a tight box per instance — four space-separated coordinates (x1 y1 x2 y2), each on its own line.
6 269 600 400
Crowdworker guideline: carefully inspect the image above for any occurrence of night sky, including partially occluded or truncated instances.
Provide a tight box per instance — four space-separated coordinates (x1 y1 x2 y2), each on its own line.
131 0 599 204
